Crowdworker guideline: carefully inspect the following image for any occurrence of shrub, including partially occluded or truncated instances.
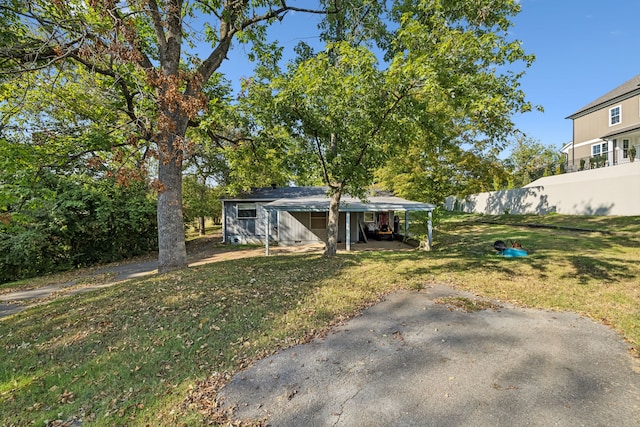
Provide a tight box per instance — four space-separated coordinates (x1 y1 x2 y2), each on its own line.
0 172 157 283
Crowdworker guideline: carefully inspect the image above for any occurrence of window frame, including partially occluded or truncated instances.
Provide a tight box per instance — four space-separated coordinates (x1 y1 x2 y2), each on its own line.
609 105 621 126
623 139 630 159
237 203 257 219
310 211 328 230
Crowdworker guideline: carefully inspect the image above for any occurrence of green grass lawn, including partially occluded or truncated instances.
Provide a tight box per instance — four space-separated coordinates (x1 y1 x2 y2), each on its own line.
1 213 639 426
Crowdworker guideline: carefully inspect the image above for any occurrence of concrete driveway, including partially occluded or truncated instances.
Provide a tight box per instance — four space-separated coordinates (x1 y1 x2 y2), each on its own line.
218 285 640 426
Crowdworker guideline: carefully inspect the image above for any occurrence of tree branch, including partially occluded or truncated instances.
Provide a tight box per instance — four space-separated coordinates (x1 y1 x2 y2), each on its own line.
0 36 85 74
192 1 333 95
349 84 415 175
314 132 332 186
205 128 253 150
146 0 168 60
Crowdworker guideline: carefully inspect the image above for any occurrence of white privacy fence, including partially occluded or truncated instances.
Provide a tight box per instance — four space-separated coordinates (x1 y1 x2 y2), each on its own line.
445 161 640 216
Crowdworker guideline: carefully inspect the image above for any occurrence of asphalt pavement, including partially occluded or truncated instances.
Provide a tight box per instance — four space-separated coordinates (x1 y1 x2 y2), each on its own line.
218 285 640 426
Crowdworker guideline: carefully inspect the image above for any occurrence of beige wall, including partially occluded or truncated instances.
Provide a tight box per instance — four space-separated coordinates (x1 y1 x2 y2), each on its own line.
445 162 640 216
573 95 640 143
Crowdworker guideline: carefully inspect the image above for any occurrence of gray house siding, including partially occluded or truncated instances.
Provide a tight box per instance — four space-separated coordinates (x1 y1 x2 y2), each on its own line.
223 201 365 246
222 187 435 248
223 201 330 245
224 201 275 244
279 211 325 245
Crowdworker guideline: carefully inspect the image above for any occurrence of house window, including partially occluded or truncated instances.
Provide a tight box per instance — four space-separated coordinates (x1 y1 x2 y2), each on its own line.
609 105 621 126
364 212 375 222
237 203 257 219
592 142 608 156
310 211 327 229
623 139 630 159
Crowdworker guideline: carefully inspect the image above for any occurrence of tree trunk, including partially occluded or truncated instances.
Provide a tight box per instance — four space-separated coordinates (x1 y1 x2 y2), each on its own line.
157 158 187 273
325 189 342 256
199 216 206 235
156 104 189 272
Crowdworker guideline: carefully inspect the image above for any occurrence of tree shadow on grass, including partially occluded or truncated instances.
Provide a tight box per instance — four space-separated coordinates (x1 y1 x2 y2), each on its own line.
562 255 636 284
0 253 361 425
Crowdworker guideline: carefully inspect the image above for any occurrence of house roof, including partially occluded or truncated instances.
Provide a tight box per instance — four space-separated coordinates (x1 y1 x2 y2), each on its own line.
263 194 436 213
225 186 435 212
601 123 640 140
566 74 640 119
223 186 330 202
561 140 573 153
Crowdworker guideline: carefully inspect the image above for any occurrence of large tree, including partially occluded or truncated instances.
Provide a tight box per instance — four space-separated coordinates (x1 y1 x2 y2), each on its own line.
264 0 534 255
273 41 405 255
373 0 538 202
0 0 331 272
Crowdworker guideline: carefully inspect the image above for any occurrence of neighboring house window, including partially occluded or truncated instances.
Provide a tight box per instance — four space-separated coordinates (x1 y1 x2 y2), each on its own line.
609 105 621 126
592 142 608 157
237 203 257 219
310 211 327 229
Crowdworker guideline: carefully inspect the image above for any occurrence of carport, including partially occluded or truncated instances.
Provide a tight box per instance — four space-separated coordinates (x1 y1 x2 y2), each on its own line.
262 194 436 256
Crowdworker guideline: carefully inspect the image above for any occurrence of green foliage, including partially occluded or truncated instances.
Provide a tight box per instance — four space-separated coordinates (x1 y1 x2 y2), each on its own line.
182 175 222 225
1 0 336 271
0 171 157 283
274 41 395 198
376 139 509 204
1 0 539 267
373 0 536 203
504 136 563 188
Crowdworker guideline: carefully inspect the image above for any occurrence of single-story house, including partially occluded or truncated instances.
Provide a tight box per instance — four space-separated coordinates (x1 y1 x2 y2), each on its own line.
221 186 436 255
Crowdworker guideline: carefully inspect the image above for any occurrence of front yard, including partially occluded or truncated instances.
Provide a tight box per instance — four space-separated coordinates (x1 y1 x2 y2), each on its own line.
1 213 639 426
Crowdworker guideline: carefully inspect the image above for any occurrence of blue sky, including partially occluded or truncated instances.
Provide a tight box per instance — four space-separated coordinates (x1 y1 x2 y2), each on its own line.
216 0 640 153
510 0 640 149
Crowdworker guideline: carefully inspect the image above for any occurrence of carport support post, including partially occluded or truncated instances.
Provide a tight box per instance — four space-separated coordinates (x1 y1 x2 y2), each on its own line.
265 209 270 256
427 210 433 249
404 211 409 241
346 211 351 251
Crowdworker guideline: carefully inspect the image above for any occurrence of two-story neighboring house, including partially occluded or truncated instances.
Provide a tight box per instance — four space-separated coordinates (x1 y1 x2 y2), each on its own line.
565 74 640 171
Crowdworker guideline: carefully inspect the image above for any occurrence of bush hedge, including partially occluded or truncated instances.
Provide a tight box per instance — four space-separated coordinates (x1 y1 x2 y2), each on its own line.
0 172 157 283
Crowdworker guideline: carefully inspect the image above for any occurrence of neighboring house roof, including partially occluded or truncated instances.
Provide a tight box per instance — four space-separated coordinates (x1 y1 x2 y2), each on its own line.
561 141 573 153
601 123 640 140
566 74 640 119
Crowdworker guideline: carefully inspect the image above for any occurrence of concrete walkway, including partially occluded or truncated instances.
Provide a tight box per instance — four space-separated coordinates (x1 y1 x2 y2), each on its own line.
0 239 412 319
